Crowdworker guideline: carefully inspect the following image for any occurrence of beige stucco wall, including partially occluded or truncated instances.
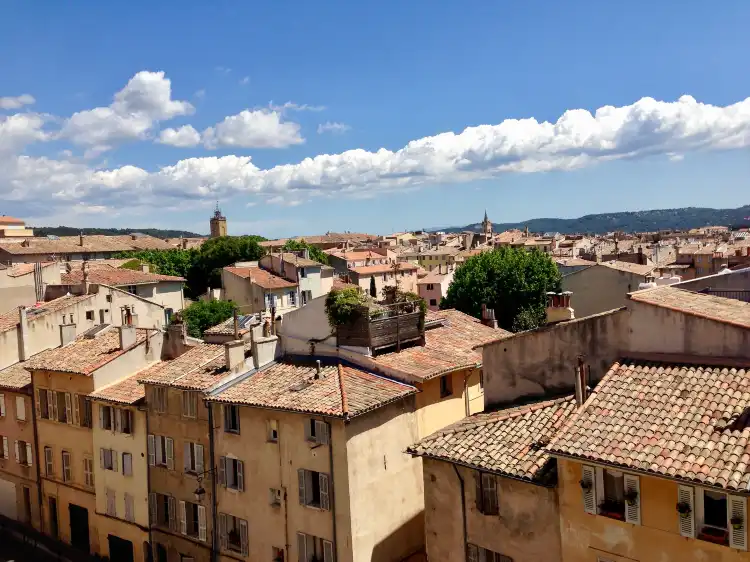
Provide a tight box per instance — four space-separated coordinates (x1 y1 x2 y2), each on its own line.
352 270 418 296
136 281 185 313
222 269 254 311
423 459 562 562
417 273 453 311
416 369 478 438
563 265 646 318
345 397 424 562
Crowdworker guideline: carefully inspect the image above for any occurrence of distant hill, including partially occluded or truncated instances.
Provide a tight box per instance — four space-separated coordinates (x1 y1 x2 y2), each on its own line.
440 205 750 235
33 226 204 239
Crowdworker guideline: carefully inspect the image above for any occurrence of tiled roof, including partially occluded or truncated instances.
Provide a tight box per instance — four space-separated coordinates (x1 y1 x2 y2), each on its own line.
204 314 259 336
210 360 416 418
273 252 322 268
259 233 377 247
350 263 419 275
60 268 184 286
373 309 509 380
554 257 596 267
0 361 32 390
89 374 145 405
65 259 132 270
24 328 149 375
136 343 228 390
5 262 55 277
0 295 95 334
549 360 750 491
629 286 750 329
408 396 576 482
332 278 359 291
0 216 25 225
327 250 387 261
601 260 654 276
0 234 173 255
223 266 297 289
417 271 452 285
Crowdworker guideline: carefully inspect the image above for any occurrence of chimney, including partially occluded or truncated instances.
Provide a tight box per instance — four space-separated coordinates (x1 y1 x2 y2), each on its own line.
163 321 189 360
574 357 589 406
546 292 575 324
140 263 150 273
252 327 281 370
303 248 310 260
314 360 322 379
181 238 188 250
33 262 44 302
480 304 498 329
60 323 77 346
225 340 246 372
79 232 84 246
18 307 29 361
119 325 137 350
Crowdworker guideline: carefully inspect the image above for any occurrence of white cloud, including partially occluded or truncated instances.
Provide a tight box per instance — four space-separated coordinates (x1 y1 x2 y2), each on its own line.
0 113 49 153
159 125 202 147
194 89 206 100
202 109 303 149
0 94 36 110
215 66 232 75
240 76 250 86
60 71 193 150
317 121 351 134
268 101 325 113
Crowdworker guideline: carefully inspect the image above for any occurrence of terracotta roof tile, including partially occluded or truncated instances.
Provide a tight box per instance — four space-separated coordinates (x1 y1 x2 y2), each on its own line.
350 263 419 275
0 361 32 390
272 252 322 268
408 396 577 482
204 314 259 336
89 374 145 405
0 295 95 334
373 309 509 380
60 268 184 286
548 360 750 491
5 262 55 277
136 343 228 391
210 360 416 418
223 266 297 289
601 260 654 276
0 234 172 256
259 233 377 247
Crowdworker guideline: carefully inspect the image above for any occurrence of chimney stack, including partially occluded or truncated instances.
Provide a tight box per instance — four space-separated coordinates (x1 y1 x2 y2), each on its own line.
119 325 137 350
79 232 84 246
60 323 77 346
163 321 189 360
480 304 498 329
315 360 322 379
18 307 29 361
225 340 245 372
546 292 575 324
140 263 150 273
574 357 589 406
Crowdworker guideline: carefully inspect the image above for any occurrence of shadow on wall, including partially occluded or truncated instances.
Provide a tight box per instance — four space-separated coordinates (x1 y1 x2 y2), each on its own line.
370 511 426 562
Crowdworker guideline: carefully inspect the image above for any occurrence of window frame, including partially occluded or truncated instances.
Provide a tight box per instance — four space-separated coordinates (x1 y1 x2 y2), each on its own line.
224 405 241 434
182 391 198 419
439 374 453 398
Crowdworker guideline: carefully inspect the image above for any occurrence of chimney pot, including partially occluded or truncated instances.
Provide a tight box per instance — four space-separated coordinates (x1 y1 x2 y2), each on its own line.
60 323 77 346
315 360 322 379
225 340 245 372
118 325 137 350
18 307 29 361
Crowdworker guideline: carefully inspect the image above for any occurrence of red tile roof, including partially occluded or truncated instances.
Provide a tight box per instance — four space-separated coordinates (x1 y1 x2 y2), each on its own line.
136 343 228 391
373 309 509 380
0 361 32 390
24 328 149 375
408 396 576 482
0 234 173 255
549 360 750 491
0 295 95 334
0 216 25 225
5 262 55 277
210 360 416 418
89 374 145 405
223 266 297 289
60 268 184 286
350 263 419 275
601 260 654 277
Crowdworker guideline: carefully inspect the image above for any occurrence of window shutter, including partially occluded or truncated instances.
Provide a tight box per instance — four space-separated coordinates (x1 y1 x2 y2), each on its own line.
36 389 42 418
198 505 207 542
195 444 204 474
168 496 177 531
16 396 26 421
100 447 105 469
467 544 479 562
14 441 19 463
72 394 80 426
184 443 191 472
112 449 118 472
482 473 498 515
149 493 157 524
729 494 747 550
123 453 132 476
474 471 483 512
239 518 249 556
323 539 334 562
297 532 307 562
0 394 4 416
624 474 641 525
147 435 155 466
165 437 174 470
304 420 313 441
64 393 72 424
2 437 8 459
315 420 329 445
581 465 597 514
25 443 32 467
51 391 58 421
237 460 245 491
218 513 228 551
298 469 306 505
218 456 226 486
99 404 105 429
319 473 330 511
115 408 122 433
677 485 695 538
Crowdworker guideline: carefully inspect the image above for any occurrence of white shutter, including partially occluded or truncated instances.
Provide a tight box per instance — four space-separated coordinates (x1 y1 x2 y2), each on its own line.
184 442 191 472
2 437 8 459
298 469 306 505
0 394 5 417
297 532 307 562
64 393 72 424
239 518 249 556
115 408 122 433
323 539 334 562
51 391 58 421
729 494 747 550
218 513 228 551
198 505 207 542
581 465 597 514
14 441 19 463
315 420 329 445
320 473 330 511
236 460 244 492
218 456 226 486
147 435 155 466
112 450 118 472
149 493 157 524
168 496 177 531
123 453 132 476
25 443 32 467
72 394 80 426
195 444 204 474
624 474 641 525
99 404 105 429
467 544 479 562
677 485 695 538
179 500 187 535
35 390 41 419
15 396 25 421
166 438 174 470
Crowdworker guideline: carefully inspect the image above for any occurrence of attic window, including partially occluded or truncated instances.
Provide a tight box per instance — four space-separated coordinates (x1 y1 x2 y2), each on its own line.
85 310 94 321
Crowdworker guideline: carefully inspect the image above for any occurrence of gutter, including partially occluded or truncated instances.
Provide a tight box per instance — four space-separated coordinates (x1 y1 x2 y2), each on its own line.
452 464 467 560
30 383 44 534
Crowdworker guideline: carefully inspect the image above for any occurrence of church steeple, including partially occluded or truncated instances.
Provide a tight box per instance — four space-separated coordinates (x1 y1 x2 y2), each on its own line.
482 209 492 236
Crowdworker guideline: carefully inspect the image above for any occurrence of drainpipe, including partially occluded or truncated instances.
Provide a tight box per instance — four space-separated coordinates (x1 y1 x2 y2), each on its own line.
463 372 470 417
328 421 338 562
30 383 44 534
207 403 219 562
280 425 290 560
144 403 153 559
452 464 468 560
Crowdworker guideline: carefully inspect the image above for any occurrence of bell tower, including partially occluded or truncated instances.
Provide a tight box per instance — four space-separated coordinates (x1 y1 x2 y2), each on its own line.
481 210 492 237
210 202 227 238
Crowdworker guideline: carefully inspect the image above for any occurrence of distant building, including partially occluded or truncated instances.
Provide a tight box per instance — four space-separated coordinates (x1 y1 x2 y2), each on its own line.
210 203 227 238
0 216 34 238
417 267 454 310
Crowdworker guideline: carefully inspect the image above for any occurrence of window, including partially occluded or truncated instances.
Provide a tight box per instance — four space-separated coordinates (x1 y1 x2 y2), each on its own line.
122 452 133 476
150 493 176 530
21 486 31 524
273 546 285 562
15 396 26 421
218 513 249 555
101 448 118 472
429 299 437 306
78 395 92 428
57 392 70 423
124 493 135 522
44 446 54 476
305 419 329 445
155 544 168 562
300 268 307 278
119 409 133 434
148 435 174 469
220 456 245 491
84 457 94 487
581 466 641 525
439 375 453 398
224 405 240 434
100 405 113 430
38 389 49 420
15 441 32 466
182 391 197 419
268 419 279 442
475 472 498 515
62 451 72 482
127 285 138 295
270 488 282 506
0 394 4 417
164 308 174 324
184 442 204 474
288 291 297 306
467 544 512 562
298 469 330 510
702 489 728 531
182 500 200 537
106 488 116 517
426 283 434 290
85 310 94 321
599 469 625 520
296 532 334 562
152 386 168 413
0 437 8 460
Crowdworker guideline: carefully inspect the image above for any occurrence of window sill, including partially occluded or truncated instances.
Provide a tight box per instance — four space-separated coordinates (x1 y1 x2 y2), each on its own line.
224 429 240 435
697 528 729 546
598 510 625 522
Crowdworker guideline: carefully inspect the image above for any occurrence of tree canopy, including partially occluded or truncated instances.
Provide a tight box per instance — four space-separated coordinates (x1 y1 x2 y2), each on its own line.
281 239 329 265
441 247 561 332
179 299 236 338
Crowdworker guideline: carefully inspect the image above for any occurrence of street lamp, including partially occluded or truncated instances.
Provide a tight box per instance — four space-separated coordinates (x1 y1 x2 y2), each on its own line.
192 466 216 502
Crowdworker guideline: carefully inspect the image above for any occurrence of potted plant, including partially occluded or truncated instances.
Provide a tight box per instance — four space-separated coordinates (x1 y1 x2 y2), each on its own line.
732 516 744 530
624 489 639 506
676 501 692 517
579 479 592 492
598 499 625 520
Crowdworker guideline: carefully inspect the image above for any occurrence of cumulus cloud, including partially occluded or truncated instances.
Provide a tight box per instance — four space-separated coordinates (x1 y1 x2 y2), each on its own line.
202 109 304 149
159 125 202 147
0 94 36 110
239 76 250 86
60 71 193 151
0 113 49 153
268 101 325 113
317 121 350 134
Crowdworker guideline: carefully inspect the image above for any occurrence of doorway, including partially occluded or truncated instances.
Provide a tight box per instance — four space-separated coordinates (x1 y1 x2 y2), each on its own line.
48 497 59 539
109 535 135 562
69 503 90 552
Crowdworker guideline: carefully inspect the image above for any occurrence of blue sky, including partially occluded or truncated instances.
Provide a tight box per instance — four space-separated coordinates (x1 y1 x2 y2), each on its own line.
1 0 749 237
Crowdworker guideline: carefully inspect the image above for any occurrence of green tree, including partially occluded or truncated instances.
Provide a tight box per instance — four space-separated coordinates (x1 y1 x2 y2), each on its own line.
186 235 267 298
281 239 329 264
180 300 236 338
441 247 561 332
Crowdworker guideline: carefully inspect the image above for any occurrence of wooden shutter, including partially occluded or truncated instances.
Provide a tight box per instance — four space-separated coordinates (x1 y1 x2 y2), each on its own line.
123 453 132 476
482 473 498 515
677 485 695 538
35 390 41 419
64 393 72 424
149 493 157 524
112 449 118 472
474 471 483 512
14 441 19 463
165 437 174 470
467 544 479 562
237 460 245 491
315 420 329 445
179 500 187 534
195 444 204 474
168 496 177 531
0 394 4 417
100 448 105 469
72 394 80 426
239 519 249 556
115 408 122 433
297 532 307 562
2 437 8 459
323 539 334 562
218 456 226 486
304 419 313 441
729 494 747 550
320 473 330 510
298 469 306 505
99 404 105 429
624 474 641 525
16 396 25 421
581 465 597 514
25 443 32 467
50 391 58 421
218 513 228 550
198 505 207 542
62 451 71 482
147 435 155 466
184 443 191 472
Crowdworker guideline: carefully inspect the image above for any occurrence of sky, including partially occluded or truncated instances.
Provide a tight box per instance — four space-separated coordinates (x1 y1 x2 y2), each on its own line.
1 0 750 238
